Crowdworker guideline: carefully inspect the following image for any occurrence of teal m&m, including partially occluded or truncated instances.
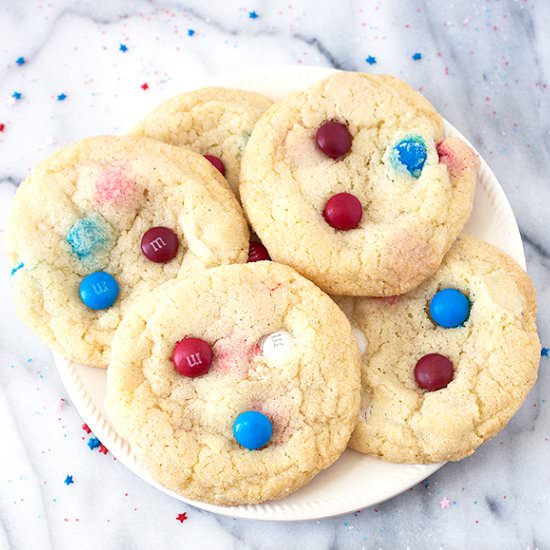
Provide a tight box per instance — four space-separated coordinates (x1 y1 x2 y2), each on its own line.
79 271 119 310
233 411 273 450
429 288 470 328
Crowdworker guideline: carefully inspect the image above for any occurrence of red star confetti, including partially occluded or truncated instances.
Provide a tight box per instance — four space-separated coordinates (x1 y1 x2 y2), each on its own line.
439 497 451 509
0 123 4 132
141 83 149 91
99 444 109 455
176 512 188 523
82 423 91 433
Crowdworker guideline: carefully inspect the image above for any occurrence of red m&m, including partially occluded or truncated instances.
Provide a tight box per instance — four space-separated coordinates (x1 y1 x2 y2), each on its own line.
248 241 271 262
171 337 213 378
323 193 363 230
204 154 226 176
141 227 179 263
414 353 454 391
315 121 352 159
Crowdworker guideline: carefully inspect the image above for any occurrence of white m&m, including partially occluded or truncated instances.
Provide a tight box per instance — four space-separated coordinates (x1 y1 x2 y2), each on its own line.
260 330 294 360
352 327 368 355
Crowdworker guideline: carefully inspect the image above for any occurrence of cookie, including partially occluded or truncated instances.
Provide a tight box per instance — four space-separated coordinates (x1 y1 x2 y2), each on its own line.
5 136 249 367
347 234 540 463
105 262 361 505
240 72 479 296
130 87 273 200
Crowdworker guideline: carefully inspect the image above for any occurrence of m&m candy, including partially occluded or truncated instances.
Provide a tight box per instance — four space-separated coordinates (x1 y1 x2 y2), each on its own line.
429 288 470 328
247 241 270 262
233 411 273 450
203 154 226 176
79 271 119 310
323 193 363 230
171 337 213 377
315 121 352 159
391 135 427 178
260 330 293 359
141 227 179 263
414 353 454 391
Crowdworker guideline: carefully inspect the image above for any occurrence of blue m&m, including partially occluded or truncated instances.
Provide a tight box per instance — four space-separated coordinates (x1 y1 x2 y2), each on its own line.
233 411 273 450
429 288 470 328
391 135 427 178
79 271 119 310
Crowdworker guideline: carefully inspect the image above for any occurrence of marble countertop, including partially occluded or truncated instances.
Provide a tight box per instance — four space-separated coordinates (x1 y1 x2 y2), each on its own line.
1 1 549 548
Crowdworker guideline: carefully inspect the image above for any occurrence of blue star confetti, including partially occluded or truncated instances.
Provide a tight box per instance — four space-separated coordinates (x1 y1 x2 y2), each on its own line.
56 93 67 101
365 55 377 65
64 475 74 485
87 437 100 450
248 11 258 19
11 91 23 100
187 29 195 36
119 43 128 52
16 56 25 66
412 52 422 61
541 347 549 357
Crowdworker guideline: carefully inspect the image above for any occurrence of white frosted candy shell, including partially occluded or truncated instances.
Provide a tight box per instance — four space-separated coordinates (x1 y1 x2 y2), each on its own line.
259 330 294 359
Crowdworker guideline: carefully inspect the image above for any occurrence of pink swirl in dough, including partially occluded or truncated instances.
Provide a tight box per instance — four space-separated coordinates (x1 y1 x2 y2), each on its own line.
436 138 478 179
95 164 136 207
212 333 258 376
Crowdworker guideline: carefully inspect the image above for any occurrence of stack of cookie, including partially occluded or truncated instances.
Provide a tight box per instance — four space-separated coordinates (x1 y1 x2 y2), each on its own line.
5 72 540 506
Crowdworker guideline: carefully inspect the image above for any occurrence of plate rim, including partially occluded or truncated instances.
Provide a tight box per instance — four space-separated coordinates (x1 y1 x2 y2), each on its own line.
53 65 525 522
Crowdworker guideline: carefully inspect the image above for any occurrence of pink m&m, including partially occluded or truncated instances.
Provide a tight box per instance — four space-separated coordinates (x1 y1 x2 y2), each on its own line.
248 241 271 262
141 227 179 263
323 193 363 230
171 337 213 378
315 121 352 159
203 154 226 176
414 353 454 391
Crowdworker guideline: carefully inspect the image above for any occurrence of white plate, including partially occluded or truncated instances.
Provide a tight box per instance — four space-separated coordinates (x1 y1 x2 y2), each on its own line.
53 66 526 522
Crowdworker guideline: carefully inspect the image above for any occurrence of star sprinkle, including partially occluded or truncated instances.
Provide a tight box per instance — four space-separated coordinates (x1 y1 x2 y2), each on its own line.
248 11 258 19
57 93 67 101
141 83 149 91
187 29 195 36
541 347 549 357
98 444 109 455
119 43 128 52
82 423 91 434
365 56 377 65
176 512 188 523
64 475 74 485
11 91 23 100
16 56 26 66
0 123 5 132
439 497 451 509
412 52 423 61
87 437 100 450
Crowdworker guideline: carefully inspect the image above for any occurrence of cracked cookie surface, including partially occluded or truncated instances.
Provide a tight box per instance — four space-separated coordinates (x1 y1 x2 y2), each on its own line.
347 234 540 462
5 135 248 367
130 87 273 201
240 72 478 296
105 262 361 505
